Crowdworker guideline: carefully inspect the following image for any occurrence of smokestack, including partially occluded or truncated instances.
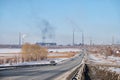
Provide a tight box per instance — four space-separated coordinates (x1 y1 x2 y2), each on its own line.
89 37 92 46
112 36 114 45
82 32 84 46
90 39 92 46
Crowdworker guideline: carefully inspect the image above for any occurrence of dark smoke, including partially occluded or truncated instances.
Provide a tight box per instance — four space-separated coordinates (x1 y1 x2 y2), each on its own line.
38 19 55 42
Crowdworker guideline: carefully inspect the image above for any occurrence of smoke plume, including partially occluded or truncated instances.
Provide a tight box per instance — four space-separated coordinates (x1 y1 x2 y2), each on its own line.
38 19 55 42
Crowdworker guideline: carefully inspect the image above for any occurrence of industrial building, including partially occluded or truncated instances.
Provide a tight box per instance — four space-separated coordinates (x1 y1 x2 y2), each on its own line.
36 42 57 46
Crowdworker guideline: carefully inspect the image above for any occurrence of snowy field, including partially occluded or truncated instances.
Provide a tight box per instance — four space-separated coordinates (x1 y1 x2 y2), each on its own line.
0 48 81 53
0 48 81 57
48 53 67 56
88 54 120 65
0 48 21 53
48 48 81 52
88 53 120 74
0 48 80 67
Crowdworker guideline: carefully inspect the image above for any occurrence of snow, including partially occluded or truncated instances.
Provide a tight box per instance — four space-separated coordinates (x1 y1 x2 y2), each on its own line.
88 53 120 74
0 48 80 57
0 58 69 67
0 48 81 53
88 54 120 65
48 53 67 56
0 48 21 53
48 48 81 52
0 48 79 67
108 67 120 74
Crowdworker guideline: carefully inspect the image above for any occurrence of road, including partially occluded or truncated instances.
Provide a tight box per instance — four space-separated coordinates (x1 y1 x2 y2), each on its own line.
0 53 84 80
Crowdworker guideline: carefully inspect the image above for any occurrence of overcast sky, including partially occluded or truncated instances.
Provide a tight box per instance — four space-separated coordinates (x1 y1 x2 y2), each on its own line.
0 0 120 45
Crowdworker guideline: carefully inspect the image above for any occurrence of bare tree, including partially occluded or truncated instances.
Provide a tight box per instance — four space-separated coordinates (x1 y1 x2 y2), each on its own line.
21 43 48 62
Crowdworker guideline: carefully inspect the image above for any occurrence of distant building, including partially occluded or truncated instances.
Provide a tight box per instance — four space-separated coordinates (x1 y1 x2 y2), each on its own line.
0 44 21 48
36 42 57 46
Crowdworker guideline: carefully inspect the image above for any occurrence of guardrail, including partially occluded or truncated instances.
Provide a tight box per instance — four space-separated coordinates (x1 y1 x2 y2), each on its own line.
71 63 85 80
67 64 83 80
54 63 83 80
55 54 86 80
69 57 85 80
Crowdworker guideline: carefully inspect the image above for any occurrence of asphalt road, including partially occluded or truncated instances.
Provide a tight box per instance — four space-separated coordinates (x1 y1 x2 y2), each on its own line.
0 53 84 80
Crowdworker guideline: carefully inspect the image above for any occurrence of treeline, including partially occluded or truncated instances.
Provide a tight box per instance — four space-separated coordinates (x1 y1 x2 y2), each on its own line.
88 46 120 58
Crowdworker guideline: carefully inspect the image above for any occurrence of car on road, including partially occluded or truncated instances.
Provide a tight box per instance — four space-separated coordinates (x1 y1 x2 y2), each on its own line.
50 61 57 66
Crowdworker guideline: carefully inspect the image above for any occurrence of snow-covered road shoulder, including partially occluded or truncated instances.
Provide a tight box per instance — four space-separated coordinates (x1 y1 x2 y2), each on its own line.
0 58 69 67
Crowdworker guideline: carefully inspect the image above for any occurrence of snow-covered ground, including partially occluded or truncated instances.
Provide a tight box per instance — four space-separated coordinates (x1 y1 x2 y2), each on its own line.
0 48 80 57
0 48 80 67
88 53 120 74
48 48 81 52
0 48 21 53
88 54 120 65
0 58 69 67
48 53 67 56
108 67 120 74
0 48 81 53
